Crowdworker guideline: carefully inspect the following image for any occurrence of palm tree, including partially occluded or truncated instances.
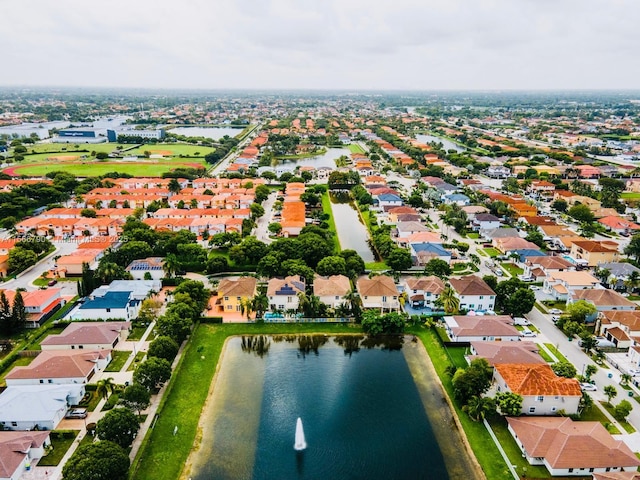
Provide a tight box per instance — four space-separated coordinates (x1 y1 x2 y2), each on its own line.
240 297 254 321
162 254 180 278
342 289 362 320
463 396 496 422
168 178 181 194
440 285 460 314
96 377 116 400
595 268 611 284
297 292 321 318
620 373 633 386
625 271 640 293
398 292 408 312
251 294 269 319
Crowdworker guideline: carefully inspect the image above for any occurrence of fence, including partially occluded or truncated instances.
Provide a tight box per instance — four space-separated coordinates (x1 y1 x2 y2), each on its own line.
259 317 355 324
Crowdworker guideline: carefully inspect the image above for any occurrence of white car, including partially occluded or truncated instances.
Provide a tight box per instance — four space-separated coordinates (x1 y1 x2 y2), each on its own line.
549 309 563 315
580 383 597 392
531 286 540 291
521 330 537 337
627 369 640 376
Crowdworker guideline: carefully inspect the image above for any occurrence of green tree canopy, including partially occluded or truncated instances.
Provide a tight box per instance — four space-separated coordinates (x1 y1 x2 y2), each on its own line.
133 357 172 391
62 440 129 480
96 408 140 448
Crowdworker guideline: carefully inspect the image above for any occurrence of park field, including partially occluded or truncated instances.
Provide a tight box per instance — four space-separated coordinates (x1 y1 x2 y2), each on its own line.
5 159 207 177
347 143 365 154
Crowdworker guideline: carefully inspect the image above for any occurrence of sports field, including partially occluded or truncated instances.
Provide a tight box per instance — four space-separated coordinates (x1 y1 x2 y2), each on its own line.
5 160 206 177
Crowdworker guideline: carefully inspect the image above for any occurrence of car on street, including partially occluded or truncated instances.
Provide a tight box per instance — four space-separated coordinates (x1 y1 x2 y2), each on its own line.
65 408 87 419
627 368 640 376
551 315 560 323
580 383 597 392
531 286 540 291
549 309 563 315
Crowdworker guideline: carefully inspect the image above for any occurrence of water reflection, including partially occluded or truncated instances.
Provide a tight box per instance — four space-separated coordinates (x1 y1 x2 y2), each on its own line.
296 335 329 358
333 335 364 357
241 335 271 357
360 335 404 351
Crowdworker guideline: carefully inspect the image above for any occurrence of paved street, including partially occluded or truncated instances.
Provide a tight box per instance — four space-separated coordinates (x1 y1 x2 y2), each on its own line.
253 190 278 244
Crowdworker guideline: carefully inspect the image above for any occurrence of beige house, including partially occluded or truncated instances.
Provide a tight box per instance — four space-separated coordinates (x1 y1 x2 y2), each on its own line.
267 276 305 312
403 276 445 309
569 240 619 267
356 275 399 311
313 275 351 310
40 322 130 350
543 271 601 301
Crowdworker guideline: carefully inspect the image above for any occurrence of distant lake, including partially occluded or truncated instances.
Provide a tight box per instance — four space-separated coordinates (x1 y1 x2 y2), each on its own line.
417 134 465 153
276 147 349 172
169 126 244 140
187 335 479 480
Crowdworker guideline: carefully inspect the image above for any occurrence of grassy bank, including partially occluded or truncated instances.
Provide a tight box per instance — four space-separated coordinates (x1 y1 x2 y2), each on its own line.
321 191 340 252
131 323 361 480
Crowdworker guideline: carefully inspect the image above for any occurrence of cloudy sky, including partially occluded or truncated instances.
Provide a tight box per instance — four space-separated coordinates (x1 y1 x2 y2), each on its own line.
2 0 638 91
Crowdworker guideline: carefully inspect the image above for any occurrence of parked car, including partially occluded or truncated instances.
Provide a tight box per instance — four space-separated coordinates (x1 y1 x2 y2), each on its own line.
65 408 87 419
531 286 540 291
580 383 597 392
549 309 563 315
627 368 640 376
521 328 536 337
551 315 560 324
48 279 57 286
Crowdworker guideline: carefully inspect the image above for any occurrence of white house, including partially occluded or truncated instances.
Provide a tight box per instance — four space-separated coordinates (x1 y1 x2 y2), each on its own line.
0 384 85 431
313 275 351 310
267 276 305 312
493 364 582 416
125 257 165 281
444 315 521 342
507 417 640 476
0 431 51 480
403 276 445 309
70 291 140 321
543 271 601 301
449 275 496 312
472 213 502 231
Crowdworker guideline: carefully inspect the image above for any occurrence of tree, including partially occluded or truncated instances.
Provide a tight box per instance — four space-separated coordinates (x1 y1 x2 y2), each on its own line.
8 247 37 273
148 335 179 362
494 278 527 313
361 311 406 335
386 248 412 271
579 332 598 352
316 256 347 277
551 362 577 378
133 357 172 391
250 202 265 219
624 234 640 262
254 184 270 203
495 392 523 416
339 250 365 279
551 198 568 212
603 385 618 405
584 364 598 381
268 222 282 236
62 440 130 480
439 285 460 314
614 400 633 421
119 384 151 417
162 253 181 278
0 291 11 335
566 300 597 323
96 377 116 400
96 408 140 449
136 299 161 325
568 204 595 224
168 178 182 194
452 358 493 405
482 275 498 292
423 258 452 279
503 288 535 317
463 395 496 422
297 292 323 318
10 292 26 332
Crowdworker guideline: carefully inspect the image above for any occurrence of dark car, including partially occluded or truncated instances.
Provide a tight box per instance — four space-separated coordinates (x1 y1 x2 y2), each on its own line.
48 279 58 286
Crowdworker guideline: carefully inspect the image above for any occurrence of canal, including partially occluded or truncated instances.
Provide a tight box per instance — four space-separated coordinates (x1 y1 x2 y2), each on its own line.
329 194 376 263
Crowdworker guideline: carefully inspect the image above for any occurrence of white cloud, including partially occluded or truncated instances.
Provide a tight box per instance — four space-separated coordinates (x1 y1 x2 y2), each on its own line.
1 0 639 90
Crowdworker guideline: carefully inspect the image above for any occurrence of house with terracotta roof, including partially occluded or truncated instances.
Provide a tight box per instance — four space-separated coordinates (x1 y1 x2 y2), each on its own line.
40 321 130 350
403 276 445 309
56 248 105 276
568 289 636 312
599 216 640 235
593 472 640 480
523 256 575 282
507 417 640 476
217 277 257 315
570 240 619 267
280 201 306 237
468 341 545 366
5 349 111 386
0 431 51 480
444 315 520 342
313 275 351 309
493 364 582 415
356 275 399 311
543 271 601 300
267 276 305 312
449 275 496 312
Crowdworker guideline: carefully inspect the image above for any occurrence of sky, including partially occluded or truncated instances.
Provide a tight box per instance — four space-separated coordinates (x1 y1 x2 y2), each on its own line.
2 0 639 91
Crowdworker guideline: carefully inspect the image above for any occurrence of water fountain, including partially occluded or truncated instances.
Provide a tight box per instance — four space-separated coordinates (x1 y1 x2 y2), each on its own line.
293 417 307 451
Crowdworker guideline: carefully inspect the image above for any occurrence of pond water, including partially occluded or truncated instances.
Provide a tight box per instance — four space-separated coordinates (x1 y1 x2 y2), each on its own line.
329 194 376 263
276 147 349 173
417 134 465 153
169 126 244 140
188 335 479 480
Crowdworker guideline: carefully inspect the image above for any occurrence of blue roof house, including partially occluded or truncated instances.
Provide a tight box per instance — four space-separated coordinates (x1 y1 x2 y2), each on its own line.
71 291 140 321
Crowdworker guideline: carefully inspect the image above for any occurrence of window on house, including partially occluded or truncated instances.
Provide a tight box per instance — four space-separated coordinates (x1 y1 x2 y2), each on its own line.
78 345 83 349
106 308 111 313
479 296 483 300
236 297 241 301
537 396 543 402
39 379 44 384
335 296 339 300
11 422 17 427
48 379 53 383
568 468 573 473
227 305 232 310
224 296 229 301
382 296 387 302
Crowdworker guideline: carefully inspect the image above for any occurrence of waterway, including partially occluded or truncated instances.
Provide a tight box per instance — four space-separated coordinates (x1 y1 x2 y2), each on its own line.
329 194 376 262
187 335 481 480
169 126 243 140
276 147 349 172
417 133 465 153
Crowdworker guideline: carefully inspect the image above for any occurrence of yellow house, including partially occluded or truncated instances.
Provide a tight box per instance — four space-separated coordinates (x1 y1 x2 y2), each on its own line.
569 240 619 267
533 165 560 176
217 277 258 314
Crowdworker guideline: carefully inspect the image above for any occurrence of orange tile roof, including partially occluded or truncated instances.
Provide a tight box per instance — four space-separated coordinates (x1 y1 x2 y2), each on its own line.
495 364 581 396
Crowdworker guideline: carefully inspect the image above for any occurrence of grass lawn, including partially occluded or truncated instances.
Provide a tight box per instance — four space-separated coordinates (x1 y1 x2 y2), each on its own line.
131 323 363 480
347 143 365 154
38 431 79 466
544 343 569 364
600 401 636 433
407 325 511 479
535 302 548 314
480 248 500 257
80 390 102 412
621 192 640 200
542 300 566 312
365 261 388 271
321 191 340 252
446 346 469 369
24 326 66 351
128 325 149 341
104 350 131 372
0 356 35 387
500 262 523 277
125 144 214 157
537 346 554 363
580 403 621 434
6 159 206 177
128 351 147 372
466 232 480 239
628 295 640 301
487 416 551 478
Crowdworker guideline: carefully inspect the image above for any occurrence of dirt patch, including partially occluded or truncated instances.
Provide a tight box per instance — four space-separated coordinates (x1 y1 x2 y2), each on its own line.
148 150 174 156
47 155 79 161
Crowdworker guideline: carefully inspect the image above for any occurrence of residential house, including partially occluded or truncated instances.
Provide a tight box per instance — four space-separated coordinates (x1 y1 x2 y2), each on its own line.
444 315 521 342
494 237 540 254
267 276 305 312
40 321 130 351
598 310 640 348
410 243 452 266
568 289 636 312
56 248 105 276
356 275 399 311
468 341 546 366
5 350 111 386
217 277 258 315
511 249 547 263
395 221 428 238
376 193 404 208
443 193 470 206
281 201 306 237
486 165 511 178
523 256 575 282
543 271 601 301
90 279 161 301
599 216 640 235
0 384 85 431
1 289 64 329
597 262 640 290
125 257 165 280
387 206 419 223
507 417 640 476
472 213 502 231
570 240 619 267
70 291 140 321
404 276 445 309
449 275 496 312
493 364 582 415
313 275 351 310
396 232 442 249
481 227 521 242
0 431 51 480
